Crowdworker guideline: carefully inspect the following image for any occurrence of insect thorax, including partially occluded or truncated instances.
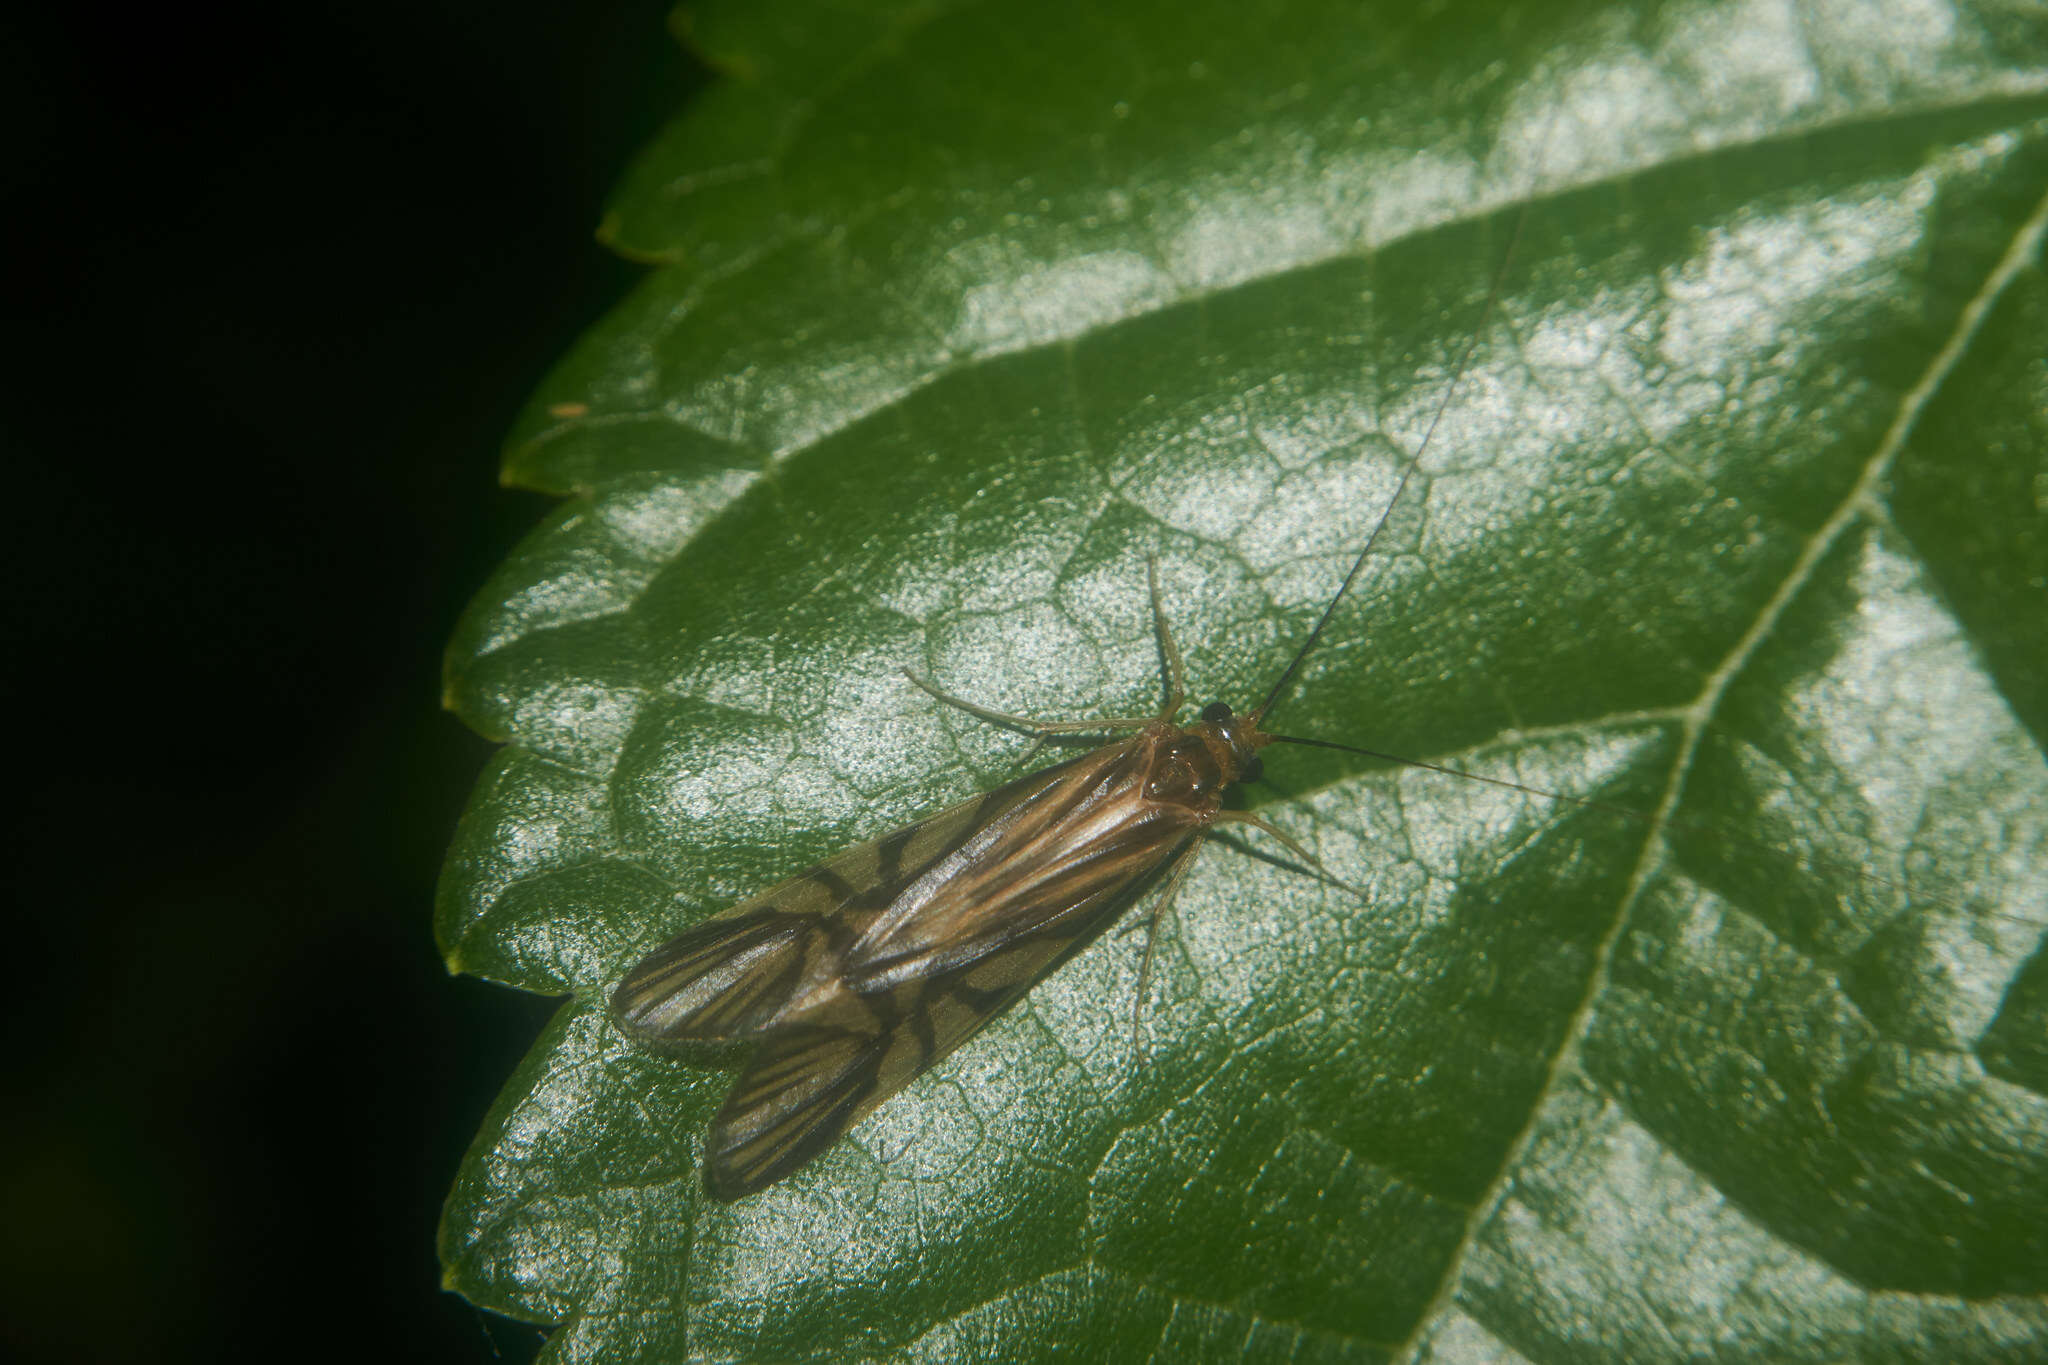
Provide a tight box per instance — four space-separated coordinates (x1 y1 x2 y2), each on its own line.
1143 715 1261 809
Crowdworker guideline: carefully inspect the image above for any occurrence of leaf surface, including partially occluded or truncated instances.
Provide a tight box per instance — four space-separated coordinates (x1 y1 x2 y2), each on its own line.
438 1 2048 1360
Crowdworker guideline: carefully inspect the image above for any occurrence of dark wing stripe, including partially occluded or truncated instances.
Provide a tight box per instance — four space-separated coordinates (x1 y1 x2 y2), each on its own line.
907 989 938 1060
943 978 1009 1013
612 762 1085 1047
612 907 811 1041
696 857 1183 1199
703 1025 889 1200
876 824 915 887
810 866 858 902
901 794 991 870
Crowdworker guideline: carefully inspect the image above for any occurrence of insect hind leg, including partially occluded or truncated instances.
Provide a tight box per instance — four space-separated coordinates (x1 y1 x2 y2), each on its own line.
902 669 1160 735
902 557 1191 737
1124 836 1205 1056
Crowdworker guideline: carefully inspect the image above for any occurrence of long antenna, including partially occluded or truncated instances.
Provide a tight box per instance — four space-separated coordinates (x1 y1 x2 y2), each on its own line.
1251 192 1536 727
1262 731 1649 824
1250 134 2048 945
1259 729 2048 935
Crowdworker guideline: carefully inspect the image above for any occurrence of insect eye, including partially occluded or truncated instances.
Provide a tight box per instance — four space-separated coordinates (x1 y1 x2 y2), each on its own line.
1240 754 1264 783
1201 701 1232 722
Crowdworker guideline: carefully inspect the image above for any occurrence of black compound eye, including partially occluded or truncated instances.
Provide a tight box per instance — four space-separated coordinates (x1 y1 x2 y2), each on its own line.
1200 701 1232 723
1240 753 1264 783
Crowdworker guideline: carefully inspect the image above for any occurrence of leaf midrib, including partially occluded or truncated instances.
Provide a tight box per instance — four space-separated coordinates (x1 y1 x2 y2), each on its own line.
1386 169 2048 1364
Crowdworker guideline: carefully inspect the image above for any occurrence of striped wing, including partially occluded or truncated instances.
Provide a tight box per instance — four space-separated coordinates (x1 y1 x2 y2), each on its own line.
611 729 1209 1199
700 886 1136 1199
611 756 1088 1043
842 746 1206 990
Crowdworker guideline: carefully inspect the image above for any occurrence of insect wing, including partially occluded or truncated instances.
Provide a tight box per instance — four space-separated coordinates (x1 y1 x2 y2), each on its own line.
843 730 1205 991
611 758 1077 1043
615 733 1210 1198
702 883 1136 1199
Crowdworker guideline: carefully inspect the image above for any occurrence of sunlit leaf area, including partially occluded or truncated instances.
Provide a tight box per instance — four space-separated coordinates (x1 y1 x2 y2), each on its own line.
439 2 2048 1360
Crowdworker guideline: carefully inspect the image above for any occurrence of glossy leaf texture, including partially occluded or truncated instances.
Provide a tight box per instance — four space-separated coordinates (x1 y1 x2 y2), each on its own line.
437 1 2048 1360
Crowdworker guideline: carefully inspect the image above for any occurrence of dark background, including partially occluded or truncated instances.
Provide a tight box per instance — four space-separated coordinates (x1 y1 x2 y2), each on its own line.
5 5 704 1360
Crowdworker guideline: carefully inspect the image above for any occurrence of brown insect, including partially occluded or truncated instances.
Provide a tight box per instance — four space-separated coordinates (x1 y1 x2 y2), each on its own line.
613 559 1379 1197
609 222 1569 1199
611 553 1442 1197
607 183 2045 1204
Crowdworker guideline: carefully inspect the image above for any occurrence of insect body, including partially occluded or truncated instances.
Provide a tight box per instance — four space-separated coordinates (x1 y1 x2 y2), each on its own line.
610 168 1541 1202
607 165 2046 1209
613 568 1335 1200
612 191 1534 1200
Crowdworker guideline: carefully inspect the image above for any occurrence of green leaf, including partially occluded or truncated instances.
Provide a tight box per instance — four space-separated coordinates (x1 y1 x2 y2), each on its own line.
437 2 2048 1360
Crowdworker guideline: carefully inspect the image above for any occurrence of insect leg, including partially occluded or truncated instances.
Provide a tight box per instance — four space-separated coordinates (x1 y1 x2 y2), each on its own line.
901 669 1159 734
1010 736 1055 771
1126 836 1205 1055
905 562 1186 736
1145 556 1185 721
1212 809 1365 898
